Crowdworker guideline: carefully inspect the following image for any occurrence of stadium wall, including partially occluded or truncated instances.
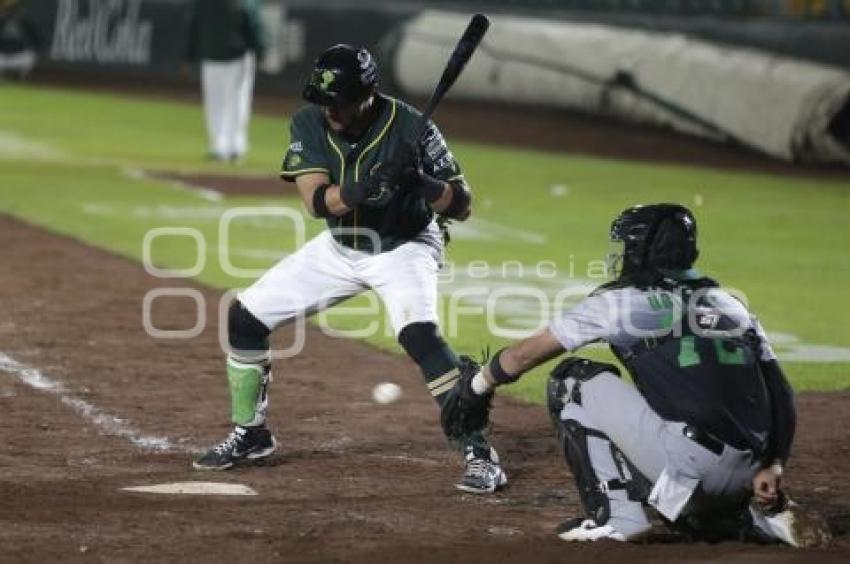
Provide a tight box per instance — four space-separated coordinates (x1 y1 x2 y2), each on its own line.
16 0 850 164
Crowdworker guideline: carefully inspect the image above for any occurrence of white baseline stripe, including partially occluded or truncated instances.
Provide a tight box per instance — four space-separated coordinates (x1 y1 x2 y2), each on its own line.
121 167 224 202
0 352 182 452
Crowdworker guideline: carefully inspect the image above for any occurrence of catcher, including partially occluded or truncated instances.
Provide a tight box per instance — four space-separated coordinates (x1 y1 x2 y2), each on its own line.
443 203 828 545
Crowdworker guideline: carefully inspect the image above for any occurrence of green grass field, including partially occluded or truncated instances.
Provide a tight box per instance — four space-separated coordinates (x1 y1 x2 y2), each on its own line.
1 84 849 400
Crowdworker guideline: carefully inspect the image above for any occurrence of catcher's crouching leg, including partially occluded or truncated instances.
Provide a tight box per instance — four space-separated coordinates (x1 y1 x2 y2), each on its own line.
548 357 653 542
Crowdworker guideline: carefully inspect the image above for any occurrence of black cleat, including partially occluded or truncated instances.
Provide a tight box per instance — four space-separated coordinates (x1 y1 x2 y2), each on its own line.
455 444 507 494
193 426 277 471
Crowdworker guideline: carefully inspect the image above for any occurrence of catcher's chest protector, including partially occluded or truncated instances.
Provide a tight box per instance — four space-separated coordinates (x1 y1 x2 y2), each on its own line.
621 289 770 453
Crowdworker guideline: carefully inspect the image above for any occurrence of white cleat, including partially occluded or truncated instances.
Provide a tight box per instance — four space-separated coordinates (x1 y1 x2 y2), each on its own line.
556 518 628 542
750 498 832 548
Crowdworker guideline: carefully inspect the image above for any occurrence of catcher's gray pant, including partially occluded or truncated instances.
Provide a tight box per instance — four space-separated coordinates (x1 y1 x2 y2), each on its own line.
560 371 763 538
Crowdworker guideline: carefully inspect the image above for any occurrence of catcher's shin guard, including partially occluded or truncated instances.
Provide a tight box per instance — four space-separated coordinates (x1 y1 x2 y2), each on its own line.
560 419 614 524
558 419 652 539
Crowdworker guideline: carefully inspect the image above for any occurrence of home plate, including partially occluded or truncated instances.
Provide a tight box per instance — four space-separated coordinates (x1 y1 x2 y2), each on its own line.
122 482 257 496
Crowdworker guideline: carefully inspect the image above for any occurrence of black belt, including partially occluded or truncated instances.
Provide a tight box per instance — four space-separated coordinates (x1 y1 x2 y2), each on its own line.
332 233 408 254
683 425 725 456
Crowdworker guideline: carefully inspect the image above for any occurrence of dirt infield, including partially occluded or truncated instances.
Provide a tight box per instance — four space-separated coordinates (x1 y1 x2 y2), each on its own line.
3 72 849 561
1 211 849 562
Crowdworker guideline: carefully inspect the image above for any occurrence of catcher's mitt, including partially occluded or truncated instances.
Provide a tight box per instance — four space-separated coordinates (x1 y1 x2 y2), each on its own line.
440 355 493 439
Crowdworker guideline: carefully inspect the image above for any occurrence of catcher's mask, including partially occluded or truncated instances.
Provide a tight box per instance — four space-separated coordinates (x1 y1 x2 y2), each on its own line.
607 203 699 279
302 44 378 108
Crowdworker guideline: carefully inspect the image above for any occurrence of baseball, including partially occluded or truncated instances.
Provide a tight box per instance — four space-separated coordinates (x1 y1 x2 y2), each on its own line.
371 382 402 405
549 184 570 197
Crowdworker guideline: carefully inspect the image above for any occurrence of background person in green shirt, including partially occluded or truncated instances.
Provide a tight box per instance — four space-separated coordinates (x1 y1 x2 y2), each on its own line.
187 0 266 163
0 0 39 80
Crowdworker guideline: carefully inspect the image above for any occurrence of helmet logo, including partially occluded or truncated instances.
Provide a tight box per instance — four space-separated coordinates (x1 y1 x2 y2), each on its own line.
357 49 377 85
319 70 335 91
357 49 371 68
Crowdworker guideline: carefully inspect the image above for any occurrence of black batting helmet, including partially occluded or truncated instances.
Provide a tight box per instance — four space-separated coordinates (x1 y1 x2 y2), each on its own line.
610 203 699 277
302 44 378 107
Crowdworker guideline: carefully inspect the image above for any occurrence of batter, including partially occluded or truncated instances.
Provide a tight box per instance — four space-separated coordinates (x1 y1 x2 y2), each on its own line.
194 44 506 494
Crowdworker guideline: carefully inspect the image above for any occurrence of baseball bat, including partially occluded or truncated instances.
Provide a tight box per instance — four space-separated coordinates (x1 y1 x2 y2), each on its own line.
374 13 488 196
412 13 490 140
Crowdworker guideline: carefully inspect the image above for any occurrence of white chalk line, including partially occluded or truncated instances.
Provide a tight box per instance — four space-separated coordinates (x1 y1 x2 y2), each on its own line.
448 217 548 245
120 167 224 202
0 352 186 452
0 131 67 161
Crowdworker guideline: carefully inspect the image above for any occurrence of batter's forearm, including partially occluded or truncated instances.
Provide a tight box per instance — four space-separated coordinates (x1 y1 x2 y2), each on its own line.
433 179 471 220
306 183 351 218
428 182 452 211
324 185 353 217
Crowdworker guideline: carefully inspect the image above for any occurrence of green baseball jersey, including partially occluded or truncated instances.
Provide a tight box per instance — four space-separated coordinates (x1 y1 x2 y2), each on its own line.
187 0 267 62
280 94 465 251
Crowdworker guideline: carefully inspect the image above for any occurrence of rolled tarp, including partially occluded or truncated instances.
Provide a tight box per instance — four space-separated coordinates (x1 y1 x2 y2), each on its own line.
392 10 850 165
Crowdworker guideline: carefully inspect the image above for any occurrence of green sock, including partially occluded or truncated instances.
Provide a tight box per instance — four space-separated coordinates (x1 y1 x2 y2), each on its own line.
227 357 266 426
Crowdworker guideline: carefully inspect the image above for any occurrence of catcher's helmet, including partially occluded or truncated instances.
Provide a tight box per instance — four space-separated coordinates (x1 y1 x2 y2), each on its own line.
302 44 378 107
609 203 698 277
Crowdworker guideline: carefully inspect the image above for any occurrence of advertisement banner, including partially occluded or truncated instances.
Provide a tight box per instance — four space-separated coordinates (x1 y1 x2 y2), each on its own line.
24 0 189 71
19 0 414 86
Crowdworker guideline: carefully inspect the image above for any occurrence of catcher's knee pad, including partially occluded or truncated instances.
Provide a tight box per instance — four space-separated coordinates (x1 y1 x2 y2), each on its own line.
228 300 271 362
559 419 651 526
551 356 620 384
548 357 620 418
546 372 569 429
